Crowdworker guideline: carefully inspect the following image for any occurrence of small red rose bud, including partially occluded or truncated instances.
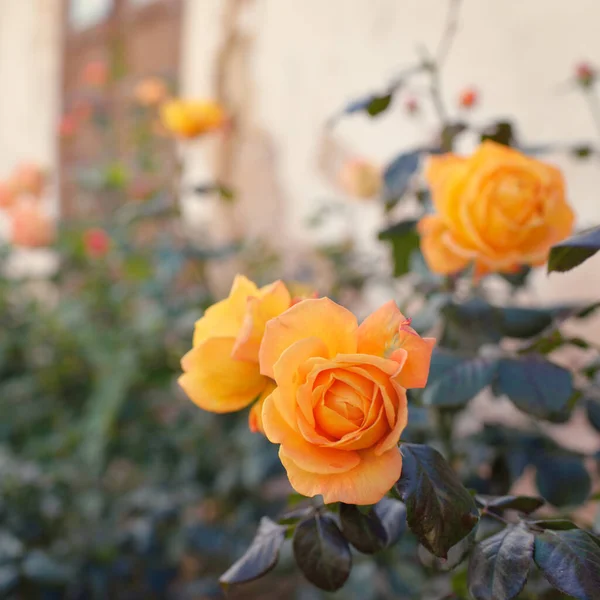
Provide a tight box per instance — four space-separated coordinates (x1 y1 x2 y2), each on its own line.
405 97 419 115
576 62 595 87
459 87 479 109
83 227 111 258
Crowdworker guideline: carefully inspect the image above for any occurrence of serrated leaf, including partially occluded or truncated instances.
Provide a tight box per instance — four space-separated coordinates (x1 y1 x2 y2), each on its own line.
468 524 534 600
395 443 479 558
534 529 600 599
475 494 545 514
548 226 600 274
535 454 591 508
497 356 573 422
293 514 352 592
339 497 406 554
220 517 287 586
423 351 498 407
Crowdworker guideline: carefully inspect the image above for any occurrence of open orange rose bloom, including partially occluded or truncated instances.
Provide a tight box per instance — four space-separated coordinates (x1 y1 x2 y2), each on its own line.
419 141 575 276
259 298 434 505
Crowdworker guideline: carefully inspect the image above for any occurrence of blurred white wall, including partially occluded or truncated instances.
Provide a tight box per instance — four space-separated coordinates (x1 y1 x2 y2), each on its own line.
0 0 61 199
181 0 600 304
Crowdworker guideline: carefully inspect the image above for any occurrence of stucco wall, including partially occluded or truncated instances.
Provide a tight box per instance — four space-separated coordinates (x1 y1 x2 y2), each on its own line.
180 0 600 303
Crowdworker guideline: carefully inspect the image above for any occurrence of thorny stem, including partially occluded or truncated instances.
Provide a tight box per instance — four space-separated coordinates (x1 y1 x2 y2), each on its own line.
436 0 463 66
424 0 464 127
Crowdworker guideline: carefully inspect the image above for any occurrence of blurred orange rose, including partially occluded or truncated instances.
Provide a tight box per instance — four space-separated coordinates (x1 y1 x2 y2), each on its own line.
179 275 292 422
259 298 434 505
339 158 382 199
10 163 46 198
83 228 111 258
82 59 108 87
59 113 80 139
160 99 226 139
9 202 55 248
134 77 168 107
0 181 15 208
419 141 575 276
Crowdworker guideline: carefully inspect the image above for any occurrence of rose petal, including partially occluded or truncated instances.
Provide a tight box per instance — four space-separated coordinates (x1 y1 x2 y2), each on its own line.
280 447 403 505
259 298 358 379
179 337 266 413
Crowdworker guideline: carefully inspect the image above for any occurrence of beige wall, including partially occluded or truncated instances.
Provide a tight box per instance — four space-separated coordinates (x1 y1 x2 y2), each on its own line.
179 0 600 303
0 0 61 195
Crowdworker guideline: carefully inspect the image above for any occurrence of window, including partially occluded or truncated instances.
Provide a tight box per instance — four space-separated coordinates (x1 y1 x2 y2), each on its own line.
68 0 114 31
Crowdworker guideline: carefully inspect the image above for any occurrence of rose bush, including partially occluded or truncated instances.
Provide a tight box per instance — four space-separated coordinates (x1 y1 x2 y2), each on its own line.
418 141 575 275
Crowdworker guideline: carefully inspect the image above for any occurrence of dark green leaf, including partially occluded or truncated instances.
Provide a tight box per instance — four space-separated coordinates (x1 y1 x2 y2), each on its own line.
366 94 393 116
500 307 555 338
395 443 480 558
497 356 574 422
383 150 422 201
535 454 591 508
378 219 420 277
339 497 406 554
480 121 516 146
475 495 545 514
585 398 600 432
194 182 235 202
548 226 600 274
440 122 467 152
499 265 532 289
293 514 352 592
468 524 534 600
534 529 600 599
220 517 287 586
423 351 498 407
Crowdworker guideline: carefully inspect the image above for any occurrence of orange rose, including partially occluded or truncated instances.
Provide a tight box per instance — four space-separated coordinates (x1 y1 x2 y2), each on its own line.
418 141 575 276
10 163 46 198
0 181 15 208
339 158 382 199
134 77 168 107
179 275 292 423
9 201 55 248
259 298 435 505
81 59 108 88
160 99 226 139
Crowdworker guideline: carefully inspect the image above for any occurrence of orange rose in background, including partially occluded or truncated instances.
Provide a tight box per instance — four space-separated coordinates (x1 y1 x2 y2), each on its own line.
419 141 574 276
259 298 435 505
179 275 292 424
134 77 168 107
10 163 46 198
9 201 55 248
0 182 15 208
81 59 109 88
160 99 226 139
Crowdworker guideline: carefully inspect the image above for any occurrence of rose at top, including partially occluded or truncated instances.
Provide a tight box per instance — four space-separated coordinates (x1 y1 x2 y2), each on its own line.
160 99 226 139
258 298 435 505
179 275 293 426
418 141 574 276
